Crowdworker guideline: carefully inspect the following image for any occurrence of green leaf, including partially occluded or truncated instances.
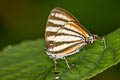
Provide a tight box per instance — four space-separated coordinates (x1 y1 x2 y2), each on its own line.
0 28 120 80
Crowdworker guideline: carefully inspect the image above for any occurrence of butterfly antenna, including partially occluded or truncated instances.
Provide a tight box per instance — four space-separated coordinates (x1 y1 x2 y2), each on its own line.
102 37 107 49
93 35 107 49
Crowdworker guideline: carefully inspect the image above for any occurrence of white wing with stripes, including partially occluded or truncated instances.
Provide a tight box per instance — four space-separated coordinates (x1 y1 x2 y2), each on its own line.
45 8 89 59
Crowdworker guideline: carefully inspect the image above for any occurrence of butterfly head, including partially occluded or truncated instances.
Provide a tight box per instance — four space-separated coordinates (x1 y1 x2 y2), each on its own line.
87 35 97 44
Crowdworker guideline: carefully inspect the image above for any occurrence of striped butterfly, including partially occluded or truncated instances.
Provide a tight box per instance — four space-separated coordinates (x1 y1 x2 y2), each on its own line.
45 8 106 70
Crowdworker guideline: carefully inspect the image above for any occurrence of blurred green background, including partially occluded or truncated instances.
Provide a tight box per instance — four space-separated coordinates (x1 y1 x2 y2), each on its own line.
0 0 120 80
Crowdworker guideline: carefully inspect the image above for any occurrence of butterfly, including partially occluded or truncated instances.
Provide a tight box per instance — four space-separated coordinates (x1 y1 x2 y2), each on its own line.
45 8 106 70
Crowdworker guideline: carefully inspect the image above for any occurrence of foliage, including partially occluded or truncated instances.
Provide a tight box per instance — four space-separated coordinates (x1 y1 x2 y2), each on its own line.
0 28 120 80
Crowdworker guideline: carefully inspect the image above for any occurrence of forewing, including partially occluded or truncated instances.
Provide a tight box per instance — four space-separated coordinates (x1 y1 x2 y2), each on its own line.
45 8 75 48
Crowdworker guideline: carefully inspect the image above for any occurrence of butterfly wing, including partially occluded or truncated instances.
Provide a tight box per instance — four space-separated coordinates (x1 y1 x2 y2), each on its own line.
45 8 91 57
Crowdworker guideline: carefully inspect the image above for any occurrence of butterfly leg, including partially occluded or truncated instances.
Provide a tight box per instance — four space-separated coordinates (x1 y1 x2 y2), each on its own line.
53 58 57 70
63 57 71 69
93 35 107 49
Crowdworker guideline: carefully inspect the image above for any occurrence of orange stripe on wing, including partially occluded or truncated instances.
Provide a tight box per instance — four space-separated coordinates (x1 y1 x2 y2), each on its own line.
64 13 75 21
61 45 78 54
69 23 88 37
